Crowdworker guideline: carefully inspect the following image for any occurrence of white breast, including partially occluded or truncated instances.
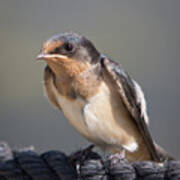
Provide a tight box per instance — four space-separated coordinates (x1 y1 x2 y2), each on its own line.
51 81 139 152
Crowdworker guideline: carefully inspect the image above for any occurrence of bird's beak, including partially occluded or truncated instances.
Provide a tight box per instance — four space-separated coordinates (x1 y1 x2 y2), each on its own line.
36 53 68 61
36 53 47 60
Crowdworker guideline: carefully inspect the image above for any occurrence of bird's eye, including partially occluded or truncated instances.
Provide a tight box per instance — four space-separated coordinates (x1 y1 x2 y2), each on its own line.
64 43 74 52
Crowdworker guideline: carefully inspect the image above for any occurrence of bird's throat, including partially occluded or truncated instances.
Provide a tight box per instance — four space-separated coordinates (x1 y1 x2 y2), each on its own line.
49 62 102 100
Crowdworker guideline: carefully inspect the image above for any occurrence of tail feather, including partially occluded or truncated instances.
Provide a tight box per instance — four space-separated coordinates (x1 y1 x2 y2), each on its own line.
155 143 174 161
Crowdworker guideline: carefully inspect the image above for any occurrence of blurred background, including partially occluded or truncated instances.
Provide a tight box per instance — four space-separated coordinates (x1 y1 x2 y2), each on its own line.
0 0 179 158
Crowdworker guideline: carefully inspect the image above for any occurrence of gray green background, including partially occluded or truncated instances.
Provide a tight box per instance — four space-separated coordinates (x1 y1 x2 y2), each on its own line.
0 0 179 158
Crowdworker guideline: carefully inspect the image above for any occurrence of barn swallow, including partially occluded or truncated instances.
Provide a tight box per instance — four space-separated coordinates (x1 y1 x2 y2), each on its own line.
37 32 173 162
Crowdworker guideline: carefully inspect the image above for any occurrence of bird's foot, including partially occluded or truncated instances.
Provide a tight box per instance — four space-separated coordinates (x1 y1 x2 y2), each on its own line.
69 144 95 165
108 150 126 162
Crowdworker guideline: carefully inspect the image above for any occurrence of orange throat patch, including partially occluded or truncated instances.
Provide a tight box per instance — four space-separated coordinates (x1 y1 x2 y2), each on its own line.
47 60 102 100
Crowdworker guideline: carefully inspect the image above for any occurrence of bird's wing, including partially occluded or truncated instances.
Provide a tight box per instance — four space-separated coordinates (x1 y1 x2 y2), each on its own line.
44 65 61 109
102 57 160 161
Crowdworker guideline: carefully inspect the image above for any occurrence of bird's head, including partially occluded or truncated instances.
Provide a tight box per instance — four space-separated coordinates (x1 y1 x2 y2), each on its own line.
37 32 101 77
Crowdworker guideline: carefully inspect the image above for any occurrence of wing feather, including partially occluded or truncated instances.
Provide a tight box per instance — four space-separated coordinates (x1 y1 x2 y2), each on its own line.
44 65 61 109
102 57 160 161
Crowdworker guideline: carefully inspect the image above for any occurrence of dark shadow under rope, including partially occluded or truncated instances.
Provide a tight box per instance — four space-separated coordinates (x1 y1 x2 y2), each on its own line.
0 142 179 180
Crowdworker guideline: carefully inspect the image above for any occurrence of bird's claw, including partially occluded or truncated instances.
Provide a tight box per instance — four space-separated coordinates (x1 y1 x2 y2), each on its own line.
69 144 95 165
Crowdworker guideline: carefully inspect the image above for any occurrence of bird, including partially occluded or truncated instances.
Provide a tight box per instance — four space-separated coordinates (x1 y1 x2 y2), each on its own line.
37 32 173 162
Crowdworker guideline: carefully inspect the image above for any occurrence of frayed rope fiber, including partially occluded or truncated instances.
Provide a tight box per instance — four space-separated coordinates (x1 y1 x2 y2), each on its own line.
0 142 179 180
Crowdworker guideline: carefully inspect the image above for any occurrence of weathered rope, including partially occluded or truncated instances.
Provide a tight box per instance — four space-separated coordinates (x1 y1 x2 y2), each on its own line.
0 142 179 180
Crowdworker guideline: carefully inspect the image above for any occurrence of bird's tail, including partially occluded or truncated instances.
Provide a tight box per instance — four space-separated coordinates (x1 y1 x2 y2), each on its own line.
154 143 174 161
